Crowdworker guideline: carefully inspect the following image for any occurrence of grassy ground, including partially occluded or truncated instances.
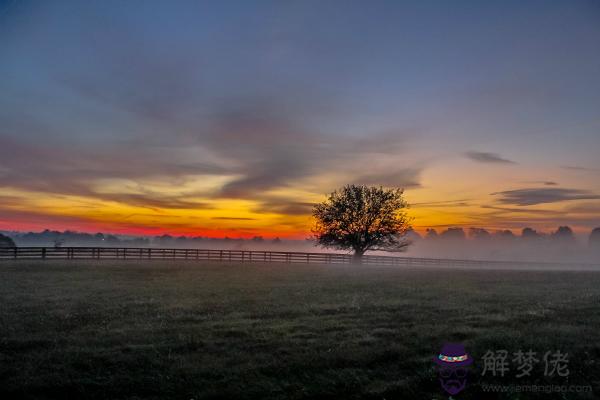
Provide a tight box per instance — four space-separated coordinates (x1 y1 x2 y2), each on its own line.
0 261 598 400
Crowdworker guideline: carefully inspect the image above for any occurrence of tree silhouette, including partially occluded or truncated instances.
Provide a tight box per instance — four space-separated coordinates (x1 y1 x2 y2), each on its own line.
440 227 466 240
495 230 515 240
469 228 490 240
425 228 438 239
589 227 600 247
312 185 412 261
522 227 541 239
0 233 16 248
552 226 575 242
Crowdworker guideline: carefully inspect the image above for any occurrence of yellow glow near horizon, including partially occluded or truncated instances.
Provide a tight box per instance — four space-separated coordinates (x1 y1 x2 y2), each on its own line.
2 157 599 237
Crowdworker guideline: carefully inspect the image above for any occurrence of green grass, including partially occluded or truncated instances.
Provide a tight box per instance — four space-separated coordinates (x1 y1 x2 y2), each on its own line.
0 261 599 399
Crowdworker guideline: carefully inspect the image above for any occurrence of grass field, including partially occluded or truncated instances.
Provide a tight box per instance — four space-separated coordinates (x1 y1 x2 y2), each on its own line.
0 261 599 399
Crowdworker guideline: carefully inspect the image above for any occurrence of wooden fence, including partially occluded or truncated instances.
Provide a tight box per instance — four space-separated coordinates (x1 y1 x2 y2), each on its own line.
1 247 598 269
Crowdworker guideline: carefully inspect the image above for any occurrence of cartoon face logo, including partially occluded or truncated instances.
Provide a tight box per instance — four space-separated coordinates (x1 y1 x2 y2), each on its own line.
434 343 473 396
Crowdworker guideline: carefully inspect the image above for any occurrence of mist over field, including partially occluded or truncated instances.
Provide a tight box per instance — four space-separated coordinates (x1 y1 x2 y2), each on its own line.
405 232 600 264
4 226 600 264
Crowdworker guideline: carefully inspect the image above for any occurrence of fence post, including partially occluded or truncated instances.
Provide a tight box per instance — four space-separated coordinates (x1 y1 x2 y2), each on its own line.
42 248 46 260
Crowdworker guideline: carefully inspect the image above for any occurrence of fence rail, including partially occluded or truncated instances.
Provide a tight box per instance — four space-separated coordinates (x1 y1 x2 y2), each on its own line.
0 247 598 269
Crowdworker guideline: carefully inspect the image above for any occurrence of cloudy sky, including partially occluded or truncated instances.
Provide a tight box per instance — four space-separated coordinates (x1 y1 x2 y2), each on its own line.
1 0 599 237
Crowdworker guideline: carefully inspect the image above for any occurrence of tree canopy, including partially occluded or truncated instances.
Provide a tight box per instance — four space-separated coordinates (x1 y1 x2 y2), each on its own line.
0 233 16 248
312 185 412 260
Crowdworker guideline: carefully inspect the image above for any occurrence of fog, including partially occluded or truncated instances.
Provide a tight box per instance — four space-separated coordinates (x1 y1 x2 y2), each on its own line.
3 226 600 264
401 228 600 264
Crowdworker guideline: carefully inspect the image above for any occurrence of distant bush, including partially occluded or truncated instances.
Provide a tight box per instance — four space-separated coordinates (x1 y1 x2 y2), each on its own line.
552 226 575 242
0 233 16 248
440 227 466 240
590 228 600 247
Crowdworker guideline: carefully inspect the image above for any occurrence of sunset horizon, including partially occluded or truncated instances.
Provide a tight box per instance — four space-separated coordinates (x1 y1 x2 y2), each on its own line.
1 0 599 239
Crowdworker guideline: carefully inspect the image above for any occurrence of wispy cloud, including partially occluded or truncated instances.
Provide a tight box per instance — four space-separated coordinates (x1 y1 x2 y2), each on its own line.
564 202 600 214
251 199 315 216
0 98 421 210
465 151 516 164
96 194 213 210
561 165 598 172
492 188 600 206
353 168 422 189
524 181 558 186
413 199 471 208
211 217 257 221
480 205 559 214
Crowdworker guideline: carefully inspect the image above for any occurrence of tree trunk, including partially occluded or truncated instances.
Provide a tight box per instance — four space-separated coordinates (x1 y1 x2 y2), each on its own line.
352 250 364 265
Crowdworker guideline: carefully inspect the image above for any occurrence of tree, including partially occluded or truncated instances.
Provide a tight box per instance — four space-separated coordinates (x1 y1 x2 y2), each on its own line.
0 233 16 248
590 228 600 247
425 228 438 240
522 227 540 239
494 229 515 240
312 185 412 261
552 226 575 242
404 228 422 242
440 228 466 240
469 228 490 240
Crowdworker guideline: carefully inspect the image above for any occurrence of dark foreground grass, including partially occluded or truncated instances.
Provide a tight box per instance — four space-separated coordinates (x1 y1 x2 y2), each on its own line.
0 261 599 400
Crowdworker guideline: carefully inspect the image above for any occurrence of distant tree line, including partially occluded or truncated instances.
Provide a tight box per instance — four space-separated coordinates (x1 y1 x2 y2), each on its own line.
0 233 16 248
422 226 600 245
0 229 284 248
2 226 600 249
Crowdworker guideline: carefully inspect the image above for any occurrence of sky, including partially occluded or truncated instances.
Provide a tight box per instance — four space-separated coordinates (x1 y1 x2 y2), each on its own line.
1 0 599 238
